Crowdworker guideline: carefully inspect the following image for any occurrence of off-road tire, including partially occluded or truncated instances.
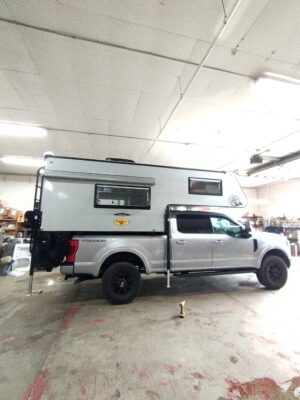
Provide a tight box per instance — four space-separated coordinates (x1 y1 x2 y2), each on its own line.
257 255 288 290
102 261 142 304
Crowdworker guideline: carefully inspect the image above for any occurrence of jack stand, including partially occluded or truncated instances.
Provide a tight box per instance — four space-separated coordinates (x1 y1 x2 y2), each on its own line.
26 274 43 296
166 270 171 288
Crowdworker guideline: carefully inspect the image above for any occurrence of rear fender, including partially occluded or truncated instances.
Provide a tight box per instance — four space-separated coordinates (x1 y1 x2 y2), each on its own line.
98 247 151 275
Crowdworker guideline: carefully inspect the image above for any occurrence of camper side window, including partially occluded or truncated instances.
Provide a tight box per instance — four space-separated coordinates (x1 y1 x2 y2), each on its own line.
189 178 222 196
94 184 150 209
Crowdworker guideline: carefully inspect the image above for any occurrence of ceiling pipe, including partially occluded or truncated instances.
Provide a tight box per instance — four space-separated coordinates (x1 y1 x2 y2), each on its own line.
247 150 300 175
143 0 245 158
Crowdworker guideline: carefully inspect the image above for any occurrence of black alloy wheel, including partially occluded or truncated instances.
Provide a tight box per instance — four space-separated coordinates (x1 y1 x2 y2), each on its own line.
256 255 288 290
112 271 134 295
102 261 142 304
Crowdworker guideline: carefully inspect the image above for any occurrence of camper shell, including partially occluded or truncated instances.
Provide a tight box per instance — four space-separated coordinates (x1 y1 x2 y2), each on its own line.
39 156 247 233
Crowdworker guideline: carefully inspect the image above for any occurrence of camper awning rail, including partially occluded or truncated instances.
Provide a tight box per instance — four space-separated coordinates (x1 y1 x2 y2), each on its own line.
44 170 157 186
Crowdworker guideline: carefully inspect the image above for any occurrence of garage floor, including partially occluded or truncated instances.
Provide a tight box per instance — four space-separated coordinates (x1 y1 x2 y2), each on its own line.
1 260 300 400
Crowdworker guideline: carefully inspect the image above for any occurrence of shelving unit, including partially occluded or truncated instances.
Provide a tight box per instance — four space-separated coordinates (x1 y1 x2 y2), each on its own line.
0 212 24 238
242 214 264 231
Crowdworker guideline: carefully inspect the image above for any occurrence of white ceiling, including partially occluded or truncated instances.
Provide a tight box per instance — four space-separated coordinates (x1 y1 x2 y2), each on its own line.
0 0 300 185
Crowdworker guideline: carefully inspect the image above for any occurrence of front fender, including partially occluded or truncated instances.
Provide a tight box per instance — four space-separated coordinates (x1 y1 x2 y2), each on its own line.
256 246 291 269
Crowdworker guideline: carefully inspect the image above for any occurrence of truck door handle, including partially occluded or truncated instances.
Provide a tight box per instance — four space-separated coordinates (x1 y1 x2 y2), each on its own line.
214 240 223 244
176 240 186 245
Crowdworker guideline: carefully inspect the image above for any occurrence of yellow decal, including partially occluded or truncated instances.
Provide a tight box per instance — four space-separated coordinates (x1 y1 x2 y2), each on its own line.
114 218 129 226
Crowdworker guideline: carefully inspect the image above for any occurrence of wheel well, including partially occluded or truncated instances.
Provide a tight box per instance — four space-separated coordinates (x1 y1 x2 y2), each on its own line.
262 249 291 268
99 252 146 277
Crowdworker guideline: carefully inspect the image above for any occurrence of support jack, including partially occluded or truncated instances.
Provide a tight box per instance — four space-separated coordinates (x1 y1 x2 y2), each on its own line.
26 275 43 296
166 269 171 288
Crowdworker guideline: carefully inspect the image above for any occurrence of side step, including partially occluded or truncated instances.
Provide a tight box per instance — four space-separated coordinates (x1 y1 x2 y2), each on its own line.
173 268 257 278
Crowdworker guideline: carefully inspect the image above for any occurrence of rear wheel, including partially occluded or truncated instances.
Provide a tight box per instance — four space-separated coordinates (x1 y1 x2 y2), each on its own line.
102 261 142 304
257 255 288 290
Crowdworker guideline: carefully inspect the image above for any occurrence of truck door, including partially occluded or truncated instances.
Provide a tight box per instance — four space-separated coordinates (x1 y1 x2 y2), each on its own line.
171 213 213 271
210 216 254 269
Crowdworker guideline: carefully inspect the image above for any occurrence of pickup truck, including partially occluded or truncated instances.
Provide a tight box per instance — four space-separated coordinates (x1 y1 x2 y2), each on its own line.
60 210 291 304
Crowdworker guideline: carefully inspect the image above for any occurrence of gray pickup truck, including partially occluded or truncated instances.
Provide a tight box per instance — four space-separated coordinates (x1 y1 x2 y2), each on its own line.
61 210 291 304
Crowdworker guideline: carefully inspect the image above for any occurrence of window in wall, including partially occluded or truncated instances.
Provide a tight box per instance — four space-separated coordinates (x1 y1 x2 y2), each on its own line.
177 214 213 234
189 178 222 196
95 184 150 209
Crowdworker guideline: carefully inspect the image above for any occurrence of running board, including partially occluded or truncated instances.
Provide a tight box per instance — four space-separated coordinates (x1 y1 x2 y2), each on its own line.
173 268 257 277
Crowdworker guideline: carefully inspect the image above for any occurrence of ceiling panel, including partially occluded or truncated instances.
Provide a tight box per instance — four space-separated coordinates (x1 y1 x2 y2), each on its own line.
109 116 159 140
206 44 300 82
107 136 151 162
3 0 213 61
219 0 300 65
0 69 27 109
262 131 300 158
144 141 239 170
45 0 235 41
183 68 253 108
0 0 300 187
77 82 140 121
0 21 38 73
135 92 172 119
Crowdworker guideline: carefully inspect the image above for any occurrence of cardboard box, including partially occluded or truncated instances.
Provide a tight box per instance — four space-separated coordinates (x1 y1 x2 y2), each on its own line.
7 208 18 219
0 207 9 218
17 212 25 223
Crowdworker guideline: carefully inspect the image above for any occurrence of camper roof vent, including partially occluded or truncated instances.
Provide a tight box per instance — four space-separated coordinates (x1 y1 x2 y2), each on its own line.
106 158 135 164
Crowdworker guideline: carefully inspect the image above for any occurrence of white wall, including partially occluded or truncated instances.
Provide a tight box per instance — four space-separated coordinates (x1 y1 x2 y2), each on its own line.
0 175 35 211
257 181 300 218
243 188 259 216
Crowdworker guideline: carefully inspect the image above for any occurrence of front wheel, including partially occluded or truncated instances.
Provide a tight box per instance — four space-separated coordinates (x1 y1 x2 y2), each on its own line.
257 255 288 290
102 261 142 304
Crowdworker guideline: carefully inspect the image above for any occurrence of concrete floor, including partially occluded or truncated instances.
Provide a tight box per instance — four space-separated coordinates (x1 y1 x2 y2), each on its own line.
0 260 300 400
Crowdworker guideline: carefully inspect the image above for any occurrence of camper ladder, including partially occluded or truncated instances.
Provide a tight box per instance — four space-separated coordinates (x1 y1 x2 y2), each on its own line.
27 168 44 296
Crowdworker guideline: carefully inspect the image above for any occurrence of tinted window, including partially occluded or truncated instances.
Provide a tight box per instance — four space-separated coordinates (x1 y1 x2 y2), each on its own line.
95 184 150 209
189 178 222 196
210 216 242 237
177 214 213 234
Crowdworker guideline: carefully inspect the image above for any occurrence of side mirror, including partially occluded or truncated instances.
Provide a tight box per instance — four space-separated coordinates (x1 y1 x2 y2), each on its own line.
241 227 252 238
243 220 251 232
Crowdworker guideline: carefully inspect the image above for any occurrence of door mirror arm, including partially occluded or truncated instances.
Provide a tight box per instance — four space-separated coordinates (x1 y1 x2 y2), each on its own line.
241 229 252 238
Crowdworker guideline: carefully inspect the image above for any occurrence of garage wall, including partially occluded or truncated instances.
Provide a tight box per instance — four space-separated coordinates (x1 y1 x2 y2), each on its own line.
0 175 35 211
243 188 259 216
256 181 300 218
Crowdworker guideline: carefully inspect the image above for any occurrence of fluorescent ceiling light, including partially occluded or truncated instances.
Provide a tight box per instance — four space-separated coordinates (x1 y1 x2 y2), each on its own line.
260 72 300 85
1 156 45 167
0 122 47 138
255 73 300 93
254 73 300 118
